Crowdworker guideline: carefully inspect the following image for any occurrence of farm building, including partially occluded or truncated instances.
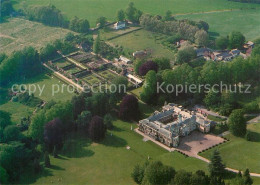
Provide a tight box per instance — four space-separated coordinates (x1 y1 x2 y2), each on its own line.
138 103 211 147
119 55 132 64
114 21 126 30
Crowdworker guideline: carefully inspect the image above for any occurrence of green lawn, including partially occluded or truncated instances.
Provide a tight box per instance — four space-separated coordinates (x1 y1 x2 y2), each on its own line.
108 29 175 60
176 9 260 40
130 87 143 99
20 119 208 185
15 73 75 102
0 18 73 54
200 122 260 173
13 0 260 27
0 102 33 124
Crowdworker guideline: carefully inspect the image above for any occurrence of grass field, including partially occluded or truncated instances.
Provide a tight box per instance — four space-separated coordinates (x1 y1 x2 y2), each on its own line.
0 102 33 124
176 9 260 40
20 118 208 185
0 18 73 54
108 29 175 60
14 73 75 102
13 0 260 27
200 122 260 173
0 73 74 123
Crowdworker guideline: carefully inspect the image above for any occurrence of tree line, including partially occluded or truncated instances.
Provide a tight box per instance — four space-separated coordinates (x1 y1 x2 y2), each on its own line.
139 13 209 43
23 5 90 33
137 45 260 116
131 150 253 185
0 36 78 86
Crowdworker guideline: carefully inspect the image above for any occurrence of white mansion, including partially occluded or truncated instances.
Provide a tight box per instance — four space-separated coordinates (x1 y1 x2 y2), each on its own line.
138 103 212 147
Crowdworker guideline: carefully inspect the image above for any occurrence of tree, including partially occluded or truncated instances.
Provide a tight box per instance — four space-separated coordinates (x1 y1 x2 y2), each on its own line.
93 34 101 54
1 0 14 17
76 111 92 130
125 2 136 22
142 161 175 185
154 58 171 70
44 151 51 167
203 88 221 108
164 10 174 21
216 36 229 50
134 59 145 75
173 170 192 185
125 2 142 22
195 30 209 46
140 70 157 104
229 31 245 49
132 164 145 184
209 150 226 178
0 142 32 182
71 94 86 120
104 114 113 130
139 60 158 76
190 170 210 185
243 168 253 185
53 145 58 158
0 110 11 129
96 16 106 27
89 116 106 142
0 166 8 184
3 125 21 142
175 45 196 64
198 20 209 32
251 45 260 57
228 109 246 137
119 95 140 120
117 9 125 21
44 118 63 150
86 93 111 116
110 76 128 100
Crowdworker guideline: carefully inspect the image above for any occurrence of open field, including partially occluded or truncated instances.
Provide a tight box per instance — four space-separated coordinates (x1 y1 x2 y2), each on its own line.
108 29 175 60
20 118 208 185
0 18 73 54
0 73 74 123
177 9 260 40
200 122 260 173
15 73 75 102
0 102 33 124
13 0 260 27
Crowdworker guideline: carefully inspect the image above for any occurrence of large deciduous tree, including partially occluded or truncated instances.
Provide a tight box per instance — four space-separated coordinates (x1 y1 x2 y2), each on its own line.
140 70 157 104
195 29 209 46
44 118 63 150
228 31 245 49
216 36 229 50
139 60 158 76
175 45 196 64
228 109 246 137
119 95 140 120
88 116 106 142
